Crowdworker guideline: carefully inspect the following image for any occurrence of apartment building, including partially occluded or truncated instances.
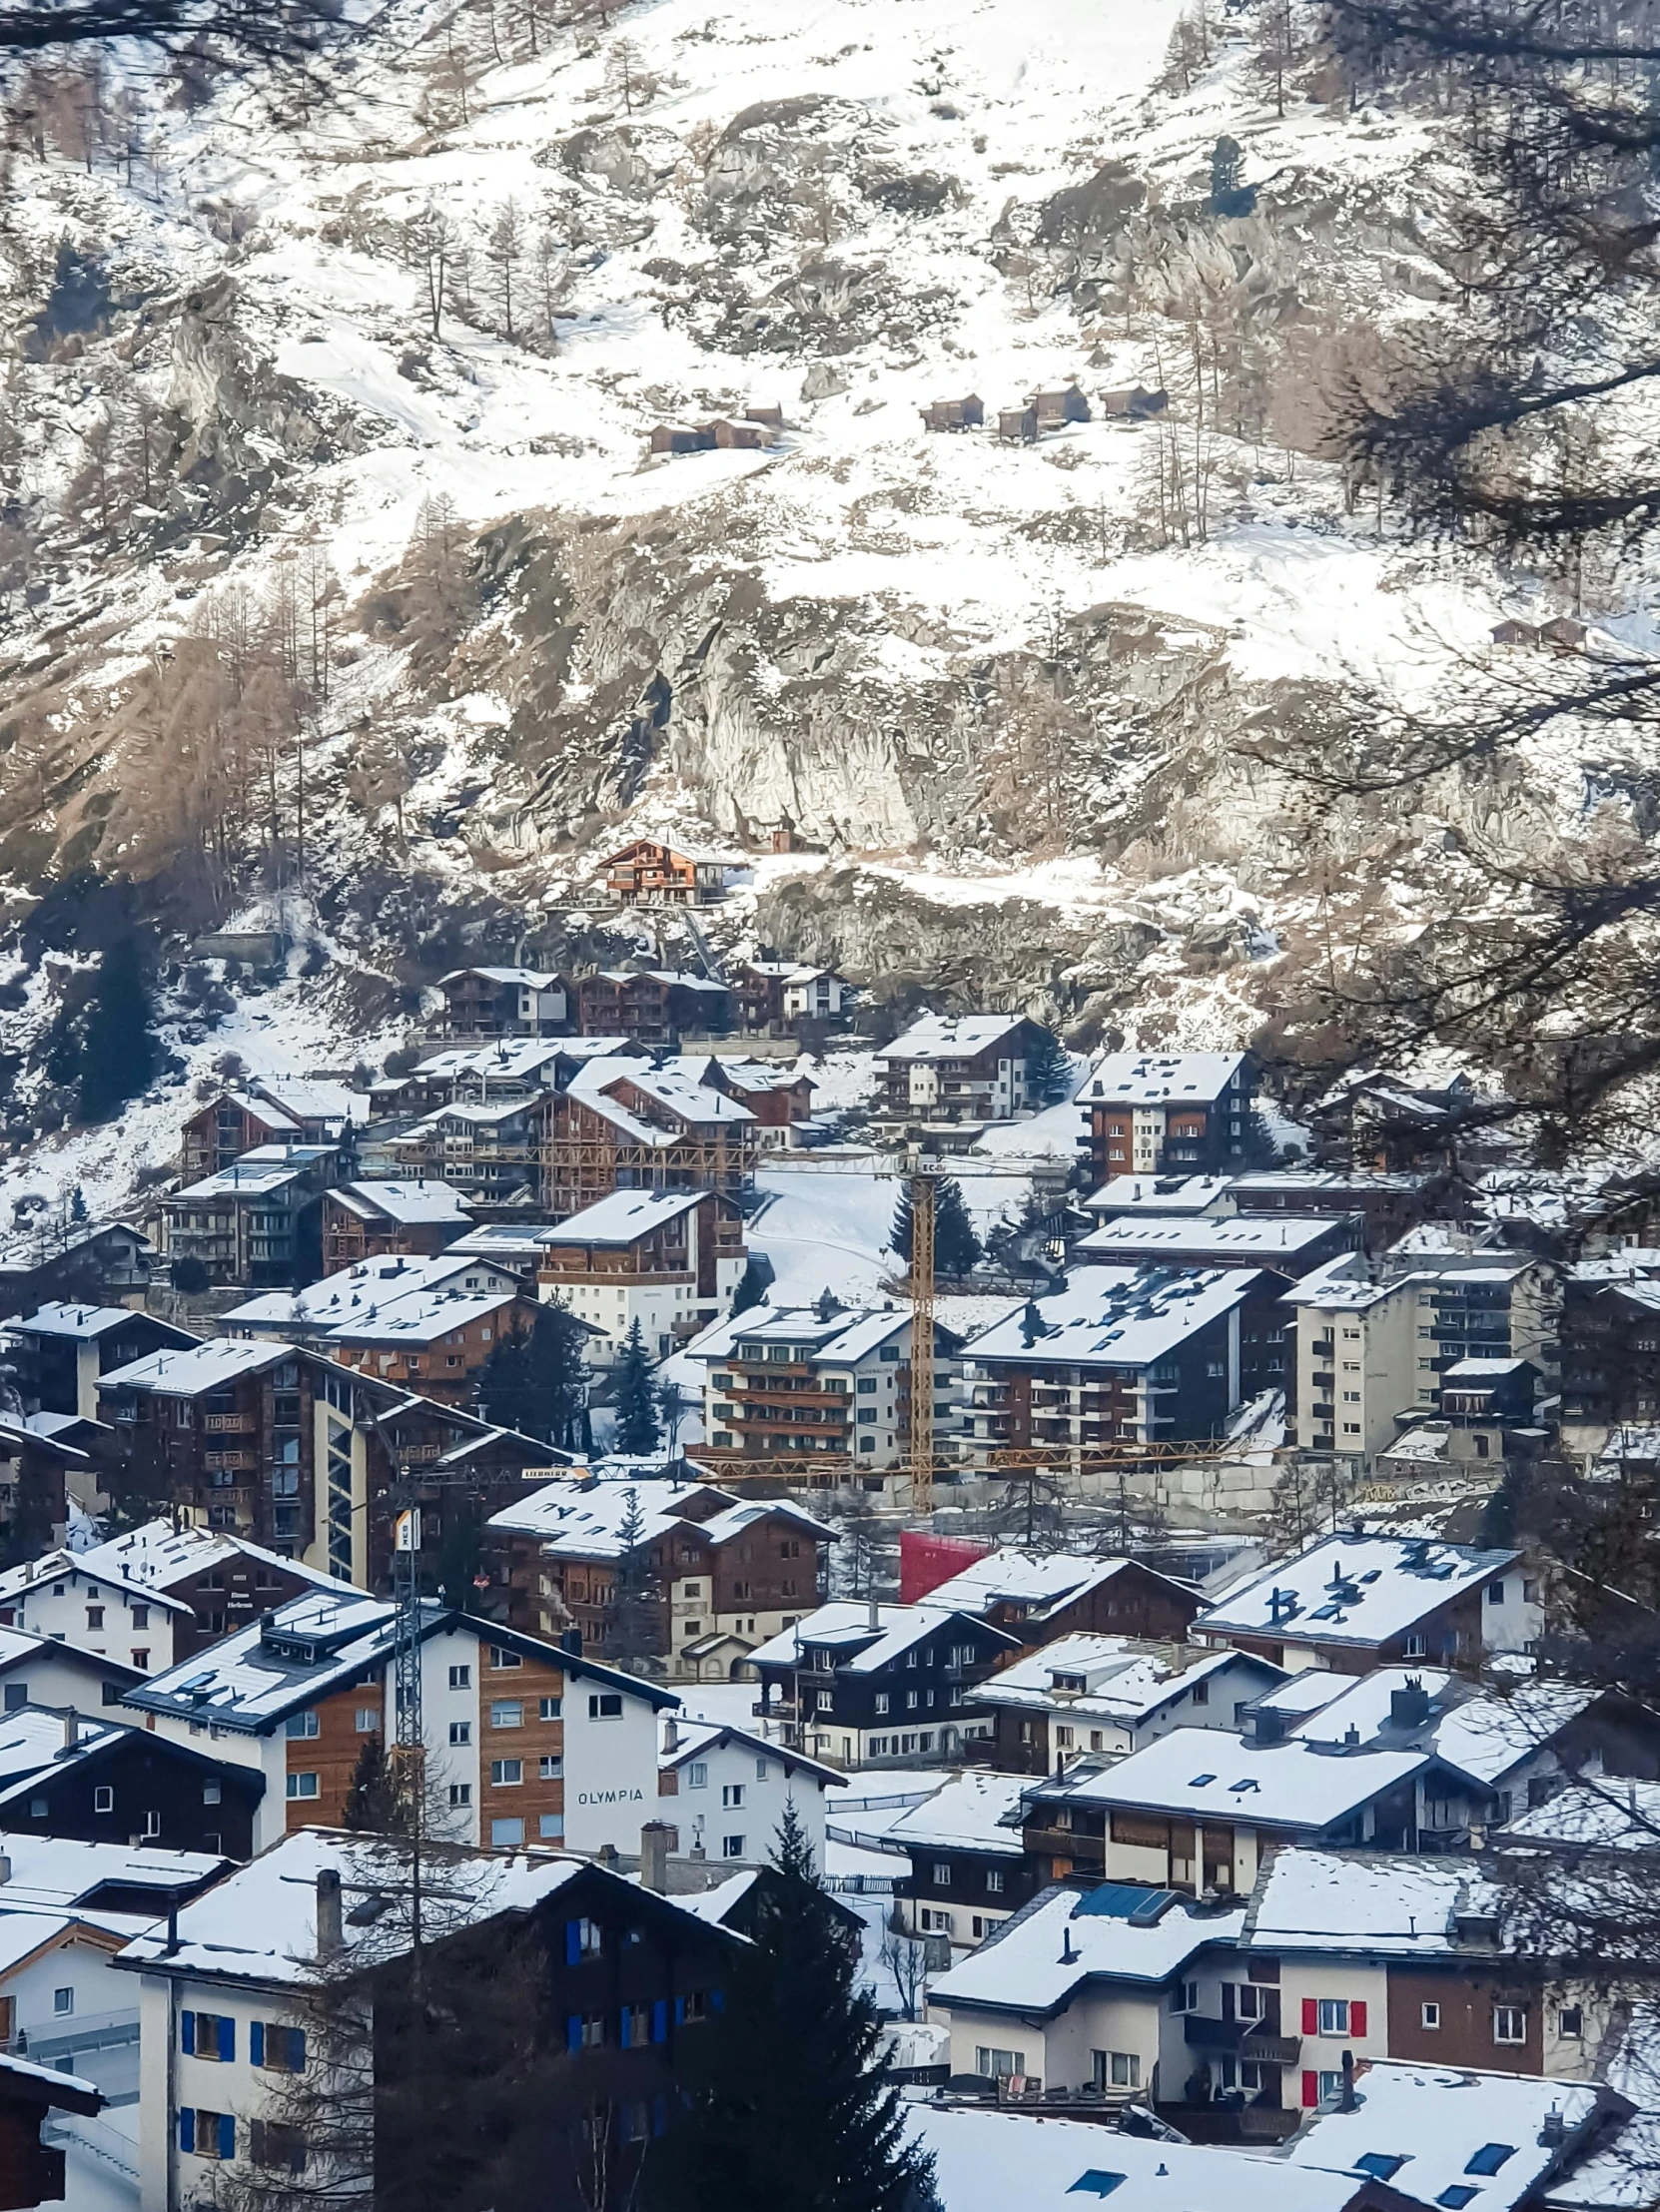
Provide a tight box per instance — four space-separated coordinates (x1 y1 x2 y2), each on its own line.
1083 1052 1255 1184
544 1060 758 1212
750 1601 1019 1768
386 1099 545 1211
733 961 848 1033
977 1635 1286 1776
437 966 570 1038
161 1146 341 1289
12 1303 198 1420
877 1015 1052 1126
602 838 734 905
178 1080 364 1182
319 1179 473 1271
918 1547 1204 1652
534 1187 747 1364
656 1712 844 1868
221 1250 522 1347
324 1283 537 1406
889 1770 1037 1948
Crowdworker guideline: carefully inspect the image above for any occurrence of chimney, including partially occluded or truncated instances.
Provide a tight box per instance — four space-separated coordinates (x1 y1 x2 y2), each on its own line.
663 1716 679 1754
1059 1919 1078 1965
0 1853 13 1886
1339 2049 1356 2111
639 1821 671 1893
317 1867 345 1957
1389 1678 1431 1731
867 1593 880 1631
1539 2107 1567 2149
163 1899 180 1957
561 1629 582 1658
62 1708 78 1753
1248 1706 1286 1747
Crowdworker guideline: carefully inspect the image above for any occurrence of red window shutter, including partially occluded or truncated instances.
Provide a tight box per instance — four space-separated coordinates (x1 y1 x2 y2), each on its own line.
1302 2070 1319 2108
1302 1997 1319 2036
1349 2000 1367 2038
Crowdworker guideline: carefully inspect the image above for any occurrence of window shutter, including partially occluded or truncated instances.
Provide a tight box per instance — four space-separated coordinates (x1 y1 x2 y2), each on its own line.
1349 2000 1367 2038
219 2114 236 2162
218 2015 236 2063
567 2014 583 2055
619 2007 632 2050
1301 1998 1319 2036
289 2028 307 2072
564 1920 582 1967
710 1989 724 2013
250 2021 265 2067
651 1999 668 2044
180 2011 196 2055
179 2109 196 2154
674 1996 685 2025
1302 2071 1319 2109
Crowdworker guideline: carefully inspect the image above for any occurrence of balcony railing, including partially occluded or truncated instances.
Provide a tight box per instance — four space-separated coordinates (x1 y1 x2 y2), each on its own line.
203 1414 255 1434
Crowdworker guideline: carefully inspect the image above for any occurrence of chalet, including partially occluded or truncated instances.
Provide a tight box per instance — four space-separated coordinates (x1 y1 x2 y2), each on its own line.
0 1619 144 1710
602 840 733 907
1492 618 1540 646
878 1014 1053 1125
750 1601 1019 1768
650 422 716 454
1032 384 1090 427
0 1217 152 1320
0 1519 354 1675
920 394 984 431
486 1474 834 1677
222 1250 522 1347
1561 1267 1660 1434
997 404 1037 443
534 1187 746 1364
976 1634 1286 1776
733 960 847 1033
320 1179 473 1272
0 1705 264 1856
543 1061 758 1214
1100 383 1168 419
1194 1534 1540 1677
1312 1068 1512 1173
179 1079 364 1181
648 408 779 456
576 969 732 1044
0 1415 90 1556
385 1099 544 1211
438 967 569 1040
656 1713 844 1867
374 1038 629 1116
161 1145 340 1290
323 1283 538 1407
126 1595 672 1855
117 1828 742 2212
95 1339 560 1590
920 1545 1204 1651
1083 1050 1255 1182
12 1302 198 1420
1229 1167 1443 1248
889 1770 1036 1949
673 1053 815 1144
960 1264 1271 1465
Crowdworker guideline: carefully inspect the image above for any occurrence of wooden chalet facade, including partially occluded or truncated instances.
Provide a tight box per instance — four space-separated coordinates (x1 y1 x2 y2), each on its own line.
320 1182 472 1273
437 967 570 1040
602 841 732 907
542 1076 759 1214
575 972 733 1045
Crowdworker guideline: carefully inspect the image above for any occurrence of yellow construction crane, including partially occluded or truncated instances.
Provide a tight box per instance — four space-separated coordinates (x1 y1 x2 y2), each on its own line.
907 1148 939 1518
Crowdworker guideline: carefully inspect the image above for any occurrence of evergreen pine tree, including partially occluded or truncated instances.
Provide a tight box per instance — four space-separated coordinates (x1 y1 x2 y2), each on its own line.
1024 1027 1075 1107
658 1801 938 2212
77 938 159 1124
609 1484 662 1667
1210 133 1252 213
731 1258 768 1315
523 1296 587 1446
342 1736 405 1832
890 1181 915 1265
612 1317 661 1455
933 1177 982 1279
68 1184 88 1223
476 1330 532 1434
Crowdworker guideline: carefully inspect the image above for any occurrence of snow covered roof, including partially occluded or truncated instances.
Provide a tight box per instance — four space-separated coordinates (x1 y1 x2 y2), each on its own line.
929 1881 1244 2015
922 1547 1194 1626
1040 1726 1429 1832
911 2106 1358 2212
1197 1534 1520 1652
747 1601 1016 1674
255 1080 369 1126
616 1068 754 1123
882 1014 1036 1062
223 1252 517 1331
114 1827 587 1987
172 1158 319 1200
0 1708 132 1790
975 1634 1274 1725
887 1771 1028 1856
657 1715 845 1788
215 1089 301 1133
1084 1051 1248 1105
1085 1174 1236 1215
1077 1214 1352 1262
1284 2061 1608 2211
1442 1357 1533 1379
967 1265 1263 1372
15 1301 187 1343
322 1284 521 1346
1499 1780 1660 1848
487 1475 833 1558
98 1337 296 1396
1245 1847 1496 1957
328 1180 473 1225
1276 1668 1592 1787
0 1829 225 1912
439 967 564 989
65 1517 356 1605
540 1189 708 1243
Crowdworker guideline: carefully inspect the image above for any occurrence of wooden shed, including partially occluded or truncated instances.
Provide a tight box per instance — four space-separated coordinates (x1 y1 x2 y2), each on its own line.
1100 385 1168 420
1032 384 1091 426
998 404 1038 444
920 394 985 431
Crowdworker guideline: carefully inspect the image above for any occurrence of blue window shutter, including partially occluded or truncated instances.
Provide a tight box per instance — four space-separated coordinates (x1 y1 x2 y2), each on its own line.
564 1919 581 1967
218 2114 236 2161
218 2016 236 2063
290 2028 307 2073
180 2011 195 2055
179 2109 195 2154
710 1988 724 2013
619 2007 631 2050
651 1999 668 2044
567 2014 582 2055
250 2021 264 2067
673 1996 685 2025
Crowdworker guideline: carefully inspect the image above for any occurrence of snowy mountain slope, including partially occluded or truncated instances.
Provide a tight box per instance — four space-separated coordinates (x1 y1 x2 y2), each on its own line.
0 0 1650 1198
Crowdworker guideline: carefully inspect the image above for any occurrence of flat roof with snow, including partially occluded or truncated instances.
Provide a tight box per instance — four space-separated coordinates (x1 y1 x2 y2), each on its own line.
1197 1534 1520 1652
1084 1051 1248 1105
967 1266 1262 1371
1036 1725 1429 1832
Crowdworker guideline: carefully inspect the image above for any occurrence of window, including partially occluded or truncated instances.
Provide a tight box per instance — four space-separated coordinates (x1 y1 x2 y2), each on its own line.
1422 2002 1441 2030
1403 1634 1427 1660
688 1762 708 1789
203 1783 221 1806
1107 2052 1140 2089
449 1783 471 1808
1487 1580 1507 1603
182 2012 235 2060
1189 1679 1209 1706
249 2120 307 2174
490 1647 522 1670
449 1722 471 1746
52 1987 73 2015
756 1759 769 1780
489 1701 524 1729
355 1708 380 1734
722 1835 745 1858
933 1862 952 1885
492 1818 526 1847
86 1607 103 1629
132 1606 149 1629
539 1697 561 1721
539 1755 562 1780
1559 2006 1584 2040
722 1785 745 1809
285 1711 320 1740
180 2110 236 2161
975 2047 1027 2079
1465 2146 1516 2177
1493 2006 1527 2045
286 1773 319 1801
1169 1981 1199 2014
253 2024 307 2073
874 1694 889 1715
1316 2071 1345 2103
449 1665 471 1689
567 1917 601 1958
490 1759 523 1787
985 1868 1004 1892
589 1693 622 1720
1317 1999 1349 2035
94 1786 114 1814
